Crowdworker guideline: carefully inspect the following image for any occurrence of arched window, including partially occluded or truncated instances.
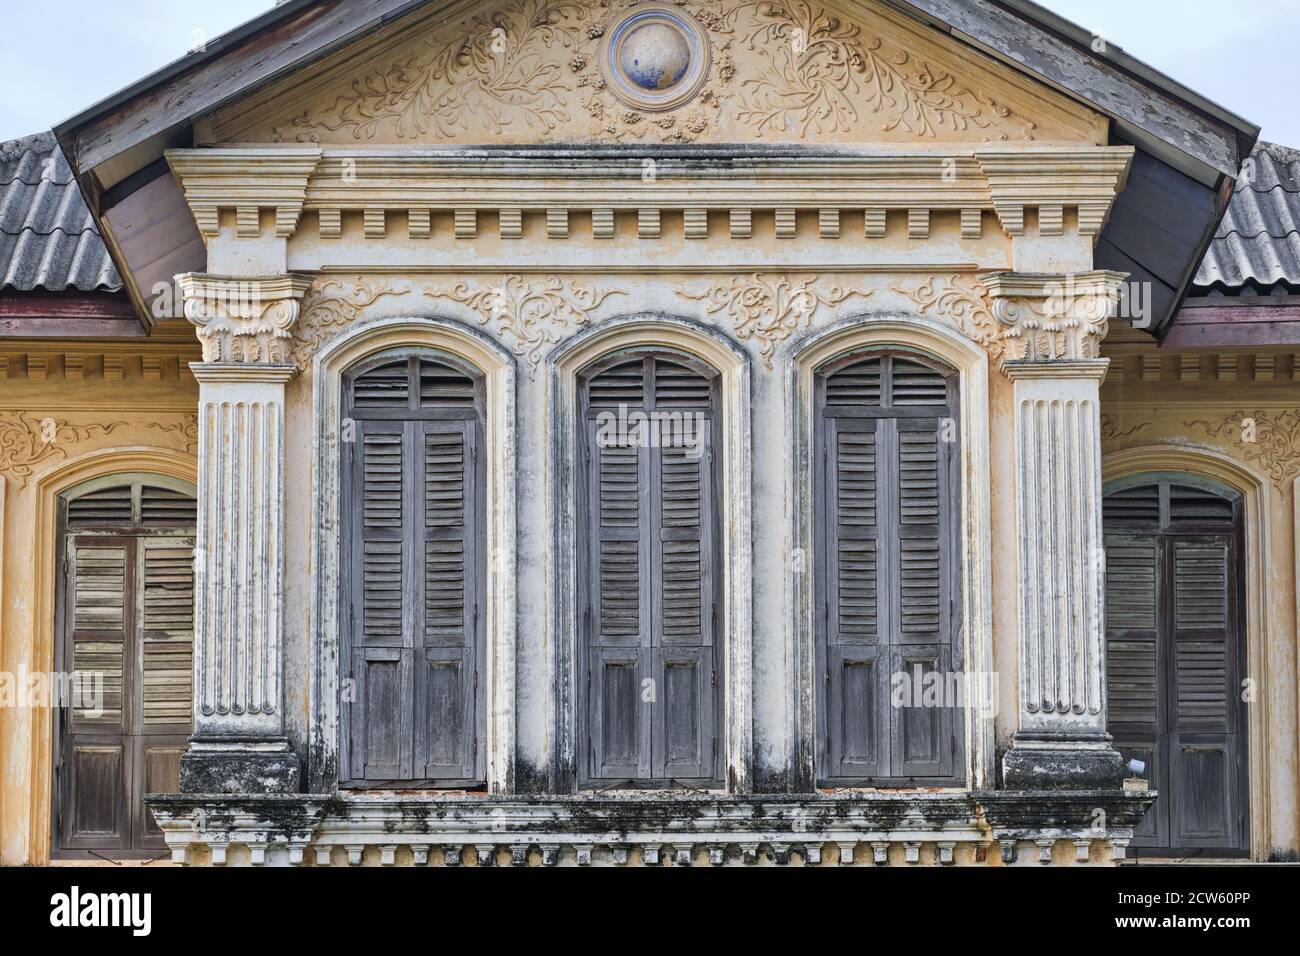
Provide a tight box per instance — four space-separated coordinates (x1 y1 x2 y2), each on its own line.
578 351 722 785
340 352 485 787
1103 476 1247 855
54 477 196 858
814 351 963 785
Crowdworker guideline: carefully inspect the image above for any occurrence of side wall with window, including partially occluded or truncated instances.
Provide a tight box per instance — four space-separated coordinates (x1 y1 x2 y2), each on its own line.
0 337 199 865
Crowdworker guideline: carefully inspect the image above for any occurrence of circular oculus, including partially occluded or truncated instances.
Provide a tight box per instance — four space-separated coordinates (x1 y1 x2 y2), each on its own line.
601 6 711 111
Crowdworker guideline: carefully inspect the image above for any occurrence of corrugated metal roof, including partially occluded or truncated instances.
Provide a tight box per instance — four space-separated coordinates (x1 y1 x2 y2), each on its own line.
0 131 121 293
1195 141 1300 293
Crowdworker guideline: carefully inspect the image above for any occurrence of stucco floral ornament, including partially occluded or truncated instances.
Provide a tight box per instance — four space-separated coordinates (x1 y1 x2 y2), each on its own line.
429 274 625 371
893 275 1005 362
680 274 872 369
275 0 592 142
0 413 125 488
294 276 409 364
178 273 313 364
723 0 1008 139
1184 409 1300 493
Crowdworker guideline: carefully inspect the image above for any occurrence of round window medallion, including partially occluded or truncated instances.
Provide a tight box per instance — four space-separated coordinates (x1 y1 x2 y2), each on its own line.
601 5 711 112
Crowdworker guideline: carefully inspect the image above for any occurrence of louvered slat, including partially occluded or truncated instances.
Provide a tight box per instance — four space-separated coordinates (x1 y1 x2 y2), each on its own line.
826 358 882 407
834 428 877 640
67 486 133 527
1106 545 1158 630
141 541 194 725
598 443 640 638
1104 485 1161 526
419 359 475 408
362 434 403 529
424 428 468 645
1107 639 1158 726
588 359 645 409
1175 545 1228 629
890 359 948 406
653 360 711 409
1168 485 1235 527
661 444 704 640
898 427 941 637
140 487 197 528
353 359 410 408
71 543 127 723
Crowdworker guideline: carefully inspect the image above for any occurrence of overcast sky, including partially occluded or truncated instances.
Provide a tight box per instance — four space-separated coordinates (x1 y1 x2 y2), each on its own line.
0 0 1295 147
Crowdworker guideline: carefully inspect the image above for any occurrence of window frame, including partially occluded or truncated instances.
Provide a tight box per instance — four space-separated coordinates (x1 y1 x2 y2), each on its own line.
574 348 726 790
50 474 197 861
338 347 489 790
812 348 966 788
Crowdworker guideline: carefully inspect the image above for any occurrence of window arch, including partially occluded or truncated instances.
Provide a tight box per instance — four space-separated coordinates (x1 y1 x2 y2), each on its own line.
814 349 964 785
53 475 196 858
576 349 723 785
339 350 486 787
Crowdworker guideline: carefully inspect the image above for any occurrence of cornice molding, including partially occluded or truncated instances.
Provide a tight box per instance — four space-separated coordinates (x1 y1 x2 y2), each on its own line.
178 273 313 364
166 147 322 238
164 145 1133 246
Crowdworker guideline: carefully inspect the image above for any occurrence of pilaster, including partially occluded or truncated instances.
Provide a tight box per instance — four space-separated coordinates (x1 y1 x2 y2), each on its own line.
179 273 310 794
991 271 1128 790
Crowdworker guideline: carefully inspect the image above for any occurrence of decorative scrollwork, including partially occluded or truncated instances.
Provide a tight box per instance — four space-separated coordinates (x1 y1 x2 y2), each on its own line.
428 275 625 371
0 413 125 488
1185 409 1300 493
294 277 408 365
679 274 872 368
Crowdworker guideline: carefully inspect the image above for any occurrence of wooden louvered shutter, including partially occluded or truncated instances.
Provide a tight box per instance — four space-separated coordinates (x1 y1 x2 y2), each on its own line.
419 420 478 780
818 354 958 785
583 355 719 783
1104 534 1161 842
62 536 132 849
1103 480 1246 855
351 420 413 780
345 356 484 786
1170 538 1240 848
57 481 196 856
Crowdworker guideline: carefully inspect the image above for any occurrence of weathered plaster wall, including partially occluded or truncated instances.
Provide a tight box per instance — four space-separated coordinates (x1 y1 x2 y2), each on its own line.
0 332 199 864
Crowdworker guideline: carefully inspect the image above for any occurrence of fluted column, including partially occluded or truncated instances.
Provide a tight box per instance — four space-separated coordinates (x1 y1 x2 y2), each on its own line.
990 271 1128 790
178 273 311 793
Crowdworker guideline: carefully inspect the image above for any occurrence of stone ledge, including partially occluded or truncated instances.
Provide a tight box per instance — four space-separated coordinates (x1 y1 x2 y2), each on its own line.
146 790 1155 867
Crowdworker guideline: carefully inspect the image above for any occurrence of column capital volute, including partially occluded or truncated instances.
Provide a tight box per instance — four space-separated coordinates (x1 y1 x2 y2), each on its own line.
178 273 313 365
984 270 1127 366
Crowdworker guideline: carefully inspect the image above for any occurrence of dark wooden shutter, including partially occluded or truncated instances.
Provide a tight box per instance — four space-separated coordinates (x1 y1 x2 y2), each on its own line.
56 482 195 858
817 353 960 785
582 354 719 784
1104 480 1247 856
344 355 484 786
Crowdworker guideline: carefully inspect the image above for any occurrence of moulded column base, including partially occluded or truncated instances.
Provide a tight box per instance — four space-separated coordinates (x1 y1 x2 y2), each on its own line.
180 735 302 794
1002 733 1125 791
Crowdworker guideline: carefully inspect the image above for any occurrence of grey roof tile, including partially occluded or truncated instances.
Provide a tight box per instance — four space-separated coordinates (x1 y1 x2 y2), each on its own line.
0 131 121 293
1195 141 1300 292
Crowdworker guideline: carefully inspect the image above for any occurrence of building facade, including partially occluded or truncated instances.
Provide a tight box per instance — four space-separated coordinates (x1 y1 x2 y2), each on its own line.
1 0 1296 866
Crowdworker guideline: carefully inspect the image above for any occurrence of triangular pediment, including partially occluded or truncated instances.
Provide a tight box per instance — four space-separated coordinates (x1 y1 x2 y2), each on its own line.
199 0 1106 148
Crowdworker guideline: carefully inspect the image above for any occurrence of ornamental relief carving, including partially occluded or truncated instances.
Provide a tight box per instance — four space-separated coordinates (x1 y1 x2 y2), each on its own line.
893 275 1006 364
1184 409 1300 494
0 413 125 488
212 0 1094 146
427 275 626 371
148 414 201 456
678 274 872 369
294 276 409 365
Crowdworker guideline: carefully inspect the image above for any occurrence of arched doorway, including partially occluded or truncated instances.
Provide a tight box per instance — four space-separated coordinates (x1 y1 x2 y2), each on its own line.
52 476 196 859
1103 475 1249 856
